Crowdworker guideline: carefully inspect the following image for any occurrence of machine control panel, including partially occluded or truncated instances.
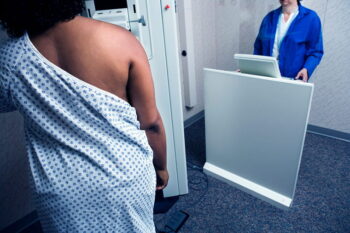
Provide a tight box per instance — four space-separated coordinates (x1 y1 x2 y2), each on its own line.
92 8 130 30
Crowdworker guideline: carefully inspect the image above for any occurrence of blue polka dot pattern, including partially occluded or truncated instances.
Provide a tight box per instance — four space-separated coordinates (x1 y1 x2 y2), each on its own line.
0 33 156 232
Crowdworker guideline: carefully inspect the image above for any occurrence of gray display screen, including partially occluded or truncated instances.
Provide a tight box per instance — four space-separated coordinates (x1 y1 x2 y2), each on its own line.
94 0 127 10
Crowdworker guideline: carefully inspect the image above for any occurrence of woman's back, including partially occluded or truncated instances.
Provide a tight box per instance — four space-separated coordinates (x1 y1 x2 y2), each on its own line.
30 16 136 102
0 17 158 232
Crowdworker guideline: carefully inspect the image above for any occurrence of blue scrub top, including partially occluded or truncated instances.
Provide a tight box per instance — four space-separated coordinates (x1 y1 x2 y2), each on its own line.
254 5 324 79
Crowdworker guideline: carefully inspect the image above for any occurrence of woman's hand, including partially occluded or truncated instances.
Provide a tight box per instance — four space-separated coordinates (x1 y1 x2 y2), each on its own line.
156 169 169 190
295 68 308 82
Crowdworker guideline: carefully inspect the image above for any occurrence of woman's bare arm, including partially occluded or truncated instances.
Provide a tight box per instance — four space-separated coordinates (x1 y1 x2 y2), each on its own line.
126 34 168 190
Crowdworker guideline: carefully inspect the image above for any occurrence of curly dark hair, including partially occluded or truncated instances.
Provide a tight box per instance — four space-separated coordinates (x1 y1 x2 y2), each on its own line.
0 0 84 37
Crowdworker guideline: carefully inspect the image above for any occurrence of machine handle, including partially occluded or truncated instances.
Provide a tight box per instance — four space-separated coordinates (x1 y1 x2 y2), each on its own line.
129 15 147 26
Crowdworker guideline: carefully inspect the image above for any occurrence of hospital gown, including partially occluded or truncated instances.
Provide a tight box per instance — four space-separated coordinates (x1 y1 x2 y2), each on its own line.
0 33 156 232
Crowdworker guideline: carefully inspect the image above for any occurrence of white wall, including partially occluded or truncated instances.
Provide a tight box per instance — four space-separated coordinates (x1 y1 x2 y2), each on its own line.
178 0 217 120
178 0 350 134
178 0 277 120
305 0 350 133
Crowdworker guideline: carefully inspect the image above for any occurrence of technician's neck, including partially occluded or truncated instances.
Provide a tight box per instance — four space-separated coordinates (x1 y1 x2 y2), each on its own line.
282 4 299 15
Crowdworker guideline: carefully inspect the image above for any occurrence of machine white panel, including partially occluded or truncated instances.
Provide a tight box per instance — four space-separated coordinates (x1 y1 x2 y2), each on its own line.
204 68 313 208
160 0 188 195
128 0 186 197
234 54 281 78
93 9 130 30
127 0 153 59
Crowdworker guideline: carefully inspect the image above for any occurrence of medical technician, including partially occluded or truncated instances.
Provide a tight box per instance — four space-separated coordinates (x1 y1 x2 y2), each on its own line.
254 0 324 82
0 0 167 232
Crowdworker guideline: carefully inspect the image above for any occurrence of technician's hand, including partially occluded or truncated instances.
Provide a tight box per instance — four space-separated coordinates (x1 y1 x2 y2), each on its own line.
156 169 169 190
295 68 308 82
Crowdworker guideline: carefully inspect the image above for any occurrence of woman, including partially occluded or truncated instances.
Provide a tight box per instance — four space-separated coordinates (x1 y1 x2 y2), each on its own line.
254 0 324 82
0 0 168 232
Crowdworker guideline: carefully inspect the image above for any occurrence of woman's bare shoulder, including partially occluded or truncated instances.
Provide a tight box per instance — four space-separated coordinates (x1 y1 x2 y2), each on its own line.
78 16 142 58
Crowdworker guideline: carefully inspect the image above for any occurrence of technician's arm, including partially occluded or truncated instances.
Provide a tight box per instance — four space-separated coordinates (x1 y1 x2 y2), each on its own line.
254 36 263 55
303 16 324 78
254 17 268 55
127 37 168 190
295 68 308 82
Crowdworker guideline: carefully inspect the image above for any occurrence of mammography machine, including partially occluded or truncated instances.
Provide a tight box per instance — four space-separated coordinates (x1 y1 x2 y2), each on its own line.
83 0 188 198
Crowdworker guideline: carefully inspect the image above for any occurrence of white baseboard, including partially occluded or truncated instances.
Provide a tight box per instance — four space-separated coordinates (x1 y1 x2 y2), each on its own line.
203 162 292 210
